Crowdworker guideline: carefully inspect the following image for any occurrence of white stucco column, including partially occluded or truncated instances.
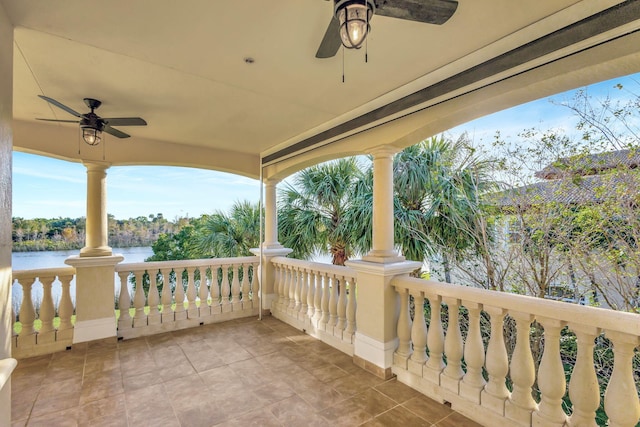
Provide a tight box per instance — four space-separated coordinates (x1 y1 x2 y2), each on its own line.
0 5 16 425
263 179 283 249
363 145 405 263
80 161 112 257
251 177 291 314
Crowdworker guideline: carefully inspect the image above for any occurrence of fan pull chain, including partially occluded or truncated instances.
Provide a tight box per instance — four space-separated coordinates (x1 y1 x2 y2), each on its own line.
342 46 345 83
102 137 106 161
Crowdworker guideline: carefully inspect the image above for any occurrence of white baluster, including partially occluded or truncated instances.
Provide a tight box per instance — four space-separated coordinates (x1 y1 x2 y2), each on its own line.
293 267 302 316
57 274 74 335
300 268 309 320
273 263 282 312
328 274 339 329
281 264 291 313
532 318 568 426
221 264 231 313
567 324 600 427
18 279 36 339
505 312 537 425
459 302 486 404
306 270 315 319
117 271 132 329
441 297 464 393
603 331 640 427
313 271 323 325
132 271 146 327
394 287 412 369
174 268 187 320
424 295 445 383
251 262 259 303
211 266 221 314
38 276 56 338
199 266 211 318
186 267 198 318
408 291 428 376
482 306 510 415
288 266 298 314
345 277 357 340
147 270 161 325
241 264 250 307
336 275 347 335
320 273 330 330
18 279 36 345
160 268 173 322
231 264 242 311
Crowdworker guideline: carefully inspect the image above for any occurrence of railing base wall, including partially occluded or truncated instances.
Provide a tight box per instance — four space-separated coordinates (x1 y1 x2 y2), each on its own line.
394 366 508 427
12 335 73 359
118 307 260 340
272 310 354 357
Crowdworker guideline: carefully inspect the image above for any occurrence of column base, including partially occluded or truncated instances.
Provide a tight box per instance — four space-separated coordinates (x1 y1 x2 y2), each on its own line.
73 318 117 343
361 250 406 264
80 245 113 257
354 332 397 379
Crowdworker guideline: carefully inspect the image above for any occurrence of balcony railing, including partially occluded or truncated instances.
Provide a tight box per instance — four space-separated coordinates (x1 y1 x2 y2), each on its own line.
115 256 260 339
11 267 76 358
271 257 357 355
392 276 640 427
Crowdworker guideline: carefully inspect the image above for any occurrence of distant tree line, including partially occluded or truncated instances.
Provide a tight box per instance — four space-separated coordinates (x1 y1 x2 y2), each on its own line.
12 213 188 252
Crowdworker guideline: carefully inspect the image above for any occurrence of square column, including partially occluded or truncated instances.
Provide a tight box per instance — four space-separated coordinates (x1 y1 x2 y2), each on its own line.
347 260 421 379
65 255 124 343
0 3 13 425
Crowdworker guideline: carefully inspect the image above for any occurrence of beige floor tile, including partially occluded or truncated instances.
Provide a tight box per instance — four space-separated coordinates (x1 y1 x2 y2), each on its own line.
346 388 398 417
374 378 420 404
365 406 431 427
78 394 126 424
28 407 79 427
30 391 80 419
435 411 483 427
217 407 283 427
402 394 454 424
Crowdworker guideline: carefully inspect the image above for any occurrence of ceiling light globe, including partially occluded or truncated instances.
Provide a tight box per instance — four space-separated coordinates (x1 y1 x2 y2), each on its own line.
337 1 372 49
82 128 102 146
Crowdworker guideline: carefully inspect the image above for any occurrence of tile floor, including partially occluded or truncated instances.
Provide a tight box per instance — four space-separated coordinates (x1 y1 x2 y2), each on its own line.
11 316 481 427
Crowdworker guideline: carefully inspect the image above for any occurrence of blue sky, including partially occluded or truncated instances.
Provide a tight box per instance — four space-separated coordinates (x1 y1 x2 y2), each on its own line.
12 73 639 220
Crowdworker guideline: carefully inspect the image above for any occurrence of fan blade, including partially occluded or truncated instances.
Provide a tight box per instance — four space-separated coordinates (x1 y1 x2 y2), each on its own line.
103 117 147 126
375 0 458 25
36 118 79 123
103 126 130 138
37 95 82 117
316 17 341 59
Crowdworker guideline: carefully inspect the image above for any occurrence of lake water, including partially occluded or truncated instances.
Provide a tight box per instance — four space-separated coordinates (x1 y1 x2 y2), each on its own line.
12 246 154 270
11 247 153 311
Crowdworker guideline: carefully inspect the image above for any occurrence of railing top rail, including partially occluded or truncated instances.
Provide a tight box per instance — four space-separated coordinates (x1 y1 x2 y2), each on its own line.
116 256 259 272
392 276 640 336
12 267 76 281
271 256 356 278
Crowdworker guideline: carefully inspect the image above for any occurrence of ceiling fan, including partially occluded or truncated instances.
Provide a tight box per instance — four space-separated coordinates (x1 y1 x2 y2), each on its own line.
316 0 459 58
37 95 147 145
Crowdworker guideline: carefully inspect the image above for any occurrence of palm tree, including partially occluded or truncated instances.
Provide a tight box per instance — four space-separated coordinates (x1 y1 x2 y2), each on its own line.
278 158 365 265
345 134 495 280
196 200 261 258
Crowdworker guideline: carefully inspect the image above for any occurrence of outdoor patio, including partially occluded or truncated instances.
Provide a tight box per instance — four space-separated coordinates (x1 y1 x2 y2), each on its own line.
10 316 478 427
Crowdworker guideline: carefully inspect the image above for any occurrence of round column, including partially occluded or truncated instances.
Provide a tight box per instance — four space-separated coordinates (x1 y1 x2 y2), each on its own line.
364 146 404 263
80 161 112 257
263 179 283 249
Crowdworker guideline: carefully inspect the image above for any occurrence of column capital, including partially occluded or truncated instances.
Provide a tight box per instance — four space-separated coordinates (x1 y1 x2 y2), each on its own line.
367 145 400 159
82 160 111 171
264 178 281 187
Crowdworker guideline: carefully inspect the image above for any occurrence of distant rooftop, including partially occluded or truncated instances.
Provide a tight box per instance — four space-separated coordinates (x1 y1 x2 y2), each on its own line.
535 149 640 180
494 149 640 208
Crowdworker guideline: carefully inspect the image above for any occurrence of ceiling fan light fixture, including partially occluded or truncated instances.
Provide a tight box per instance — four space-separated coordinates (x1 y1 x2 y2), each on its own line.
82 127 102 146
335 0 374 49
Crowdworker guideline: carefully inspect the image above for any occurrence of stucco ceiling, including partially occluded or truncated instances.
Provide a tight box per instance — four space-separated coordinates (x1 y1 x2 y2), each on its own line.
4 0 640 178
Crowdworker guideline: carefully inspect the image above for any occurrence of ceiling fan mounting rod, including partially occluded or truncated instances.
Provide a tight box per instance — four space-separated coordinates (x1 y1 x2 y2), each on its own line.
84 98 102 112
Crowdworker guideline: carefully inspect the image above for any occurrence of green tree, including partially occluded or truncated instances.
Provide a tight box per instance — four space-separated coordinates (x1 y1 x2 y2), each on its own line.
278 158 365 265
196 201 261 258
